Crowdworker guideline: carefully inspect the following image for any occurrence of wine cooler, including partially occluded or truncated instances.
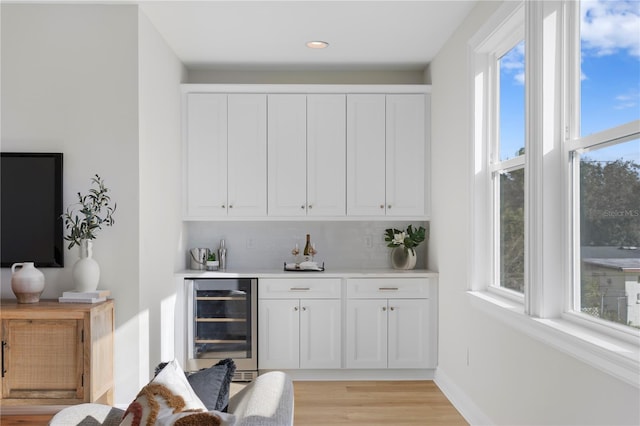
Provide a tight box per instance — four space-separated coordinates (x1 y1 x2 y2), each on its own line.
186 278 258 381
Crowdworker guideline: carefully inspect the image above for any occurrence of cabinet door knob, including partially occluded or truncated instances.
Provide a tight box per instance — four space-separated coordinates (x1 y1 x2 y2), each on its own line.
294 306 299 311
301 205 305 209
221 205 225 209
388 205 392 209
380 204 384 209
382 306 387 311
390 307 395 311
302 307 307 311
229 204 233 208
308 204 313 209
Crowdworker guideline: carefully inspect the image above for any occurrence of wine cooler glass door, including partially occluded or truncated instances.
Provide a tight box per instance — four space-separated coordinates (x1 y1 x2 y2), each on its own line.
188 278 257 372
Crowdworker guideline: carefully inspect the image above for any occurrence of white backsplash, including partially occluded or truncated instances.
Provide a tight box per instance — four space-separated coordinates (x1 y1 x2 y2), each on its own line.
185 221 429 270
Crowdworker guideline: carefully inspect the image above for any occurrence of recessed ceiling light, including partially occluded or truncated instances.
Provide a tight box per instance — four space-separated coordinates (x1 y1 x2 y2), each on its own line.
306 40 329 49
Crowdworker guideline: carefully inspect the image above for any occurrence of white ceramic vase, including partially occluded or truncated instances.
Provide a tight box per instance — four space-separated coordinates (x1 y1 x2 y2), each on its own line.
391 247 417 270
72 239 100 292
11 262 45 303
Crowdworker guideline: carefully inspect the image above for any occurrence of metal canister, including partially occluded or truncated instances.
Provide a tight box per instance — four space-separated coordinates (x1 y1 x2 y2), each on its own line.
189 248 209 270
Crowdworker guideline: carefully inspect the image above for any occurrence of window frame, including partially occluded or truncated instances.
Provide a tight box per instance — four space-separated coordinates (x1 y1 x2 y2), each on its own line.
470 0 526 303
469 0 640 388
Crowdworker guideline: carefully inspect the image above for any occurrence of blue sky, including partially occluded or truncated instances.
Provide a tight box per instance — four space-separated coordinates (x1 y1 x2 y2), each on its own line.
499 0 639 163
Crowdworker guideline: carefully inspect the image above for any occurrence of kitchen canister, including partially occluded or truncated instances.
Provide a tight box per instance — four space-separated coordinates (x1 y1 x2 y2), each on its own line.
11 262 45 303
189 248 209 270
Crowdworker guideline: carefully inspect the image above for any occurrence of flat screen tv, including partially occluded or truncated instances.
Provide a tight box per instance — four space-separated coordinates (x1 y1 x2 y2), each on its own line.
1 152 64 267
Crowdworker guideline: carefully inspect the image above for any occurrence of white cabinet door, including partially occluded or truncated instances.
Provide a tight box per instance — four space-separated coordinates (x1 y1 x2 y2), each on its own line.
299 299 342 369
300 299 342 368
386 94 426 217
258 299 300 369
184 93 228 218
345 299 388 369
227 94 267 216
347 94 427 217
307 95 346 217
387 298 432 369
346 94 386 216
267 94 307 217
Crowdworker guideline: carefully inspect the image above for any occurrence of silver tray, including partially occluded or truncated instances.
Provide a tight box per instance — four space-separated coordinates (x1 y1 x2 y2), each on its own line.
283 262 325 272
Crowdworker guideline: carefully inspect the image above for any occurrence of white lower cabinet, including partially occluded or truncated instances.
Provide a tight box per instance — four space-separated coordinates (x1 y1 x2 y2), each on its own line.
258 279 341 369
345 278 436 369
258 276 436 372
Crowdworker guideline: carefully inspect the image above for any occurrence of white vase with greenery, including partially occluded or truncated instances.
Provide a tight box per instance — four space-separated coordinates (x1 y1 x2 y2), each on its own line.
62 175 116 292
384 225 426 270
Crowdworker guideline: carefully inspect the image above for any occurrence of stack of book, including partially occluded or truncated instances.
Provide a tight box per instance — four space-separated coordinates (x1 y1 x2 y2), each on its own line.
58 289 111 304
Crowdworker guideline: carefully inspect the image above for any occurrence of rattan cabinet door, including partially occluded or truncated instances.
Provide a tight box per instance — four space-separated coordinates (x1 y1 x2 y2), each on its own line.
1 319 83 401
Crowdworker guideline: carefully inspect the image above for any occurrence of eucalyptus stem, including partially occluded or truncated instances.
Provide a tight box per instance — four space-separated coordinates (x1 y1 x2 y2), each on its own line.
62 174 116 249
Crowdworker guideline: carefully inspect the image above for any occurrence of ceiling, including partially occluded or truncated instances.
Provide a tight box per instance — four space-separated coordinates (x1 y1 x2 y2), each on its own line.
139 1 477 71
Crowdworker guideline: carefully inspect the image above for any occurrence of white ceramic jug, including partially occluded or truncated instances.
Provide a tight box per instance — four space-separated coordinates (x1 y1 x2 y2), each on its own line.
11 262 45 303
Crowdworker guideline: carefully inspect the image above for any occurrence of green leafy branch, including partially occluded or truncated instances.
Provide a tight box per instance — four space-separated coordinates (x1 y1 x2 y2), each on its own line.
62 174 116 249
384 225 426 253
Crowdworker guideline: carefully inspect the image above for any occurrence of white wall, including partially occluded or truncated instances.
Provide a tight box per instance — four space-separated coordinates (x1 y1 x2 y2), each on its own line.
137 8 187 389
430 1 640 425
188 69 428 84
1 3 152 405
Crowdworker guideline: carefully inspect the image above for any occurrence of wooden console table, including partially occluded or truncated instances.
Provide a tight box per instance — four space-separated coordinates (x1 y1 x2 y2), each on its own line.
0 300 114 406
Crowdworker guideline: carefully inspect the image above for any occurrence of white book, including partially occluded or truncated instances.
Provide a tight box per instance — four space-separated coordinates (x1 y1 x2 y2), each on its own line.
58 296 107 304
62 290 111 299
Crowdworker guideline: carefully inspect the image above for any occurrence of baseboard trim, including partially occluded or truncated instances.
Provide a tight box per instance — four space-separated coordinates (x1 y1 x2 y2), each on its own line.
260 368 435 381
434 368 493 426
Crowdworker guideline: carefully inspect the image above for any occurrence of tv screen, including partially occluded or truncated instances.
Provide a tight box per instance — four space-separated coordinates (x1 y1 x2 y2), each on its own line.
1 153 64 267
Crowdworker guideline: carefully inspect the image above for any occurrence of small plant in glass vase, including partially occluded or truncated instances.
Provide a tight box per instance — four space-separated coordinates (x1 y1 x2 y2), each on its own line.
384 225 426 270
62 174 116 291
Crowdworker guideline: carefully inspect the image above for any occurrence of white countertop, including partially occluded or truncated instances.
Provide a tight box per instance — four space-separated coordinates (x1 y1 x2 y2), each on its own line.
175 268 438 279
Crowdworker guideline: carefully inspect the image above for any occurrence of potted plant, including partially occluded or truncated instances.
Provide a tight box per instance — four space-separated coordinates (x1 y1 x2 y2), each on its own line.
206 252 219 271
384 225 426 270
62 174 116 291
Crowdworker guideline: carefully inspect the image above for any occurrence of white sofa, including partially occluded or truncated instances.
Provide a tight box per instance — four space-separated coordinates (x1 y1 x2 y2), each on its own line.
48 371 294 426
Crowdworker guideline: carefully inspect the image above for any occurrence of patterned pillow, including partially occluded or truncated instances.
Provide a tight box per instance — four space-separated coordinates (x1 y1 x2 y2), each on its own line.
120 359 209 426
155 359 236 412
155 410 236 425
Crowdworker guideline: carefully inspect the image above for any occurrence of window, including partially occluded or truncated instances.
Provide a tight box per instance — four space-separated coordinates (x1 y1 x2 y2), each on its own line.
471 0 639 386
496 41 525 293
569 0 640 330
470 3 526 297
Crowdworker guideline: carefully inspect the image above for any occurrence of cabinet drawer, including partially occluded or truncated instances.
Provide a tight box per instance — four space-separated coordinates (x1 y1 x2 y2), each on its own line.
259 278 342 299
346 278 431 299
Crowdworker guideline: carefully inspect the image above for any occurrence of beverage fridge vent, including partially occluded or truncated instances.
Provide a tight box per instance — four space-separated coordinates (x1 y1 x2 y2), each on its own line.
234 370 258 382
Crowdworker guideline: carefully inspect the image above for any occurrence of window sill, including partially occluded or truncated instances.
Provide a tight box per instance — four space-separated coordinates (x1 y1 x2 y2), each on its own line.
467 290 640 389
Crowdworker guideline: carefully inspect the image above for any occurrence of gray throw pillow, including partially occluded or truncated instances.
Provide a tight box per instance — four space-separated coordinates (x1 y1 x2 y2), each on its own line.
187 358 236 411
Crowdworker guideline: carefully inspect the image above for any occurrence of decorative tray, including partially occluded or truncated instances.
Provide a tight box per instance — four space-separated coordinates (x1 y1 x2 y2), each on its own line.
283 262 325 272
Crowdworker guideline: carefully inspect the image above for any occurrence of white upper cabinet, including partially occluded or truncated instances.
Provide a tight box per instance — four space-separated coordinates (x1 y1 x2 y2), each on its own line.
184 93 228 218
346 94 387 216
386 94 427 217
183 85 429 220
268 94 346 217
227 94 267 216
347 93 429 217
267 94 307 217
183 93 266 219
306 94 346 217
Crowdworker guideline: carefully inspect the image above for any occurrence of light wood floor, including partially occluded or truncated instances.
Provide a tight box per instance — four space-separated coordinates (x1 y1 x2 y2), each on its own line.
294 380 468 425
0 380 467 426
